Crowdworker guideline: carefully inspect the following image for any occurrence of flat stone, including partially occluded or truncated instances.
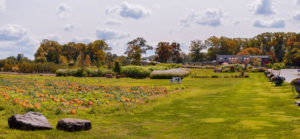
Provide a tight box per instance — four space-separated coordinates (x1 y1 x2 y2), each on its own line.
56 118 91 132
8 111 52 130
295 101 300 106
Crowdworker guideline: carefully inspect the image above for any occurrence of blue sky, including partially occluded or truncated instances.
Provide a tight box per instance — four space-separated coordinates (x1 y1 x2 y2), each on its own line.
0 0 299 59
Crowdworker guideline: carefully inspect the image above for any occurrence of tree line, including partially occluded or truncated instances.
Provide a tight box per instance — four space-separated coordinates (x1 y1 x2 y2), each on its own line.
0 32 299 73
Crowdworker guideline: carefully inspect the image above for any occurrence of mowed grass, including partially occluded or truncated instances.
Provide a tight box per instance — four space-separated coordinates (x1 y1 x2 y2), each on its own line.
0 71 300 138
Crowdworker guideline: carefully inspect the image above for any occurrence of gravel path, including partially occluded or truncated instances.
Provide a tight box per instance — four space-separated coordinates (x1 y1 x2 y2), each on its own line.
271 69 300 83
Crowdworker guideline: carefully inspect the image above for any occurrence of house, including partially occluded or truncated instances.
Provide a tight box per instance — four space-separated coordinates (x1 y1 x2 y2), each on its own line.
216 55 269 65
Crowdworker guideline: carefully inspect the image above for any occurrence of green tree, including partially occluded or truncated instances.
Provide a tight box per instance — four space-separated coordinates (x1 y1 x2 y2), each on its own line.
125 37 153 65
113 59 122 74
189 40 207 62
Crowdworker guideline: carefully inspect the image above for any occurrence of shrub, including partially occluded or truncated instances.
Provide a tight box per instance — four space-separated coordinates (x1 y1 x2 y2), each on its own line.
265 63 273 69
271 76 285 86
272 63 285 70
150 69 190 79
121 66 150 78
113 59 122 74
221 64 244 72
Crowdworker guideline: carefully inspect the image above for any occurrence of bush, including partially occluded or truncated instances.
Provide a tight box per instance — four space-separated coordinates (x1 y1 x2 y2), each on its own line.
121 66 150 78
221 64 244 72
113 60 122 74
271 76 285 86
272 63 285 70
265 63 273 69
150 69 190 79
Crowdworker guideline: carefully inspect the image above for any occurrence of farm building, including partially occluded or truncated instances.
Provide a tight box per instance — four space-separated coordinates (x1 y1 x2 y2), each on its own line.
216 55 270 65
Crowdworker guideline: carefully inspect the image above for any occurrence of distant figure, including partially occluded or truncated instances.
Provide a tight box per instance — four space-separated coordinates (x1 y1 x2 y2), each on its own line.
170 77 183 84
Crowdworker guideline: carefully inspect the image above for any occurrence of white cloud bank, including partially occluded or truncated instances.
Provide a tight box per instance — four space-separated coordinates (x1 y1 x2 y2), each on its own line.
57 3 71 19
0 24 38 59
181 8 224 27
293 12 300 21
64 24 75 32
250 0 275 16
96 28 130 40
106 1 151 19
253 19 285 28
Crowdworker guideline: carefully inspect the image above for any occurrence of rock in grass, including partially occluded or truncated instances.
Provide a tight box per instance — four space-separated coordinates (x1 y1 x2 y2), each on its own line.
295 101 300 106
8 111 52 130
56 118 91 132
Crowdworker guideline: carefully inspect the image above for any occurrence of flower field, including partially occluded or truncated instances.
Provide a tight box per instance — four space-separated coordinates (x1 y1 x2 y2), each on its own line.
0 76 169 115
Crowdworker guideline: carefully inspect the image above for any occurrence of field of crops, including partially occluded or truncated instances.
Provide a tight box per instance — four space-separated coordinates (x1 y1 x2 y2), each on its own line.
0 75 170 115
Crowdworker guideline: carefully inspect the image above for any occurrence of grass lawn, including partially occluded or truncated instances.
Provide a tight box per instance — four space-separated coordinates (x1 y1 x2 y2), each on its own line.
0 71 300 138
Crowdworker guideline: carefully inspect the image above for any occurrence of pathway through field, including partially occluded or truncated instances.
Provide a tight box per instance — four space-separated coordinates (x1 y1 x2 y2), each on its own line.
98 73 300 138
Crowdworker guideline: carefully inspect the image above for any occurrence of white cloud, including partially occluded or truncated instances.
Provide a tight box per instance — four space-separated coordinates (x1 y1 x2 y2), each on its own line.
44 34 60 41
96 28 130 40
0 24 38 59
297 0 300 5
0 24 27 41
107 41 127 55
0 0 5 13
64 24 75 32
253 19 285 28
293 12 300 21
106 1 151 19
57 3 71 19
181 8 224 27
250 0 275 16
105 19 121 26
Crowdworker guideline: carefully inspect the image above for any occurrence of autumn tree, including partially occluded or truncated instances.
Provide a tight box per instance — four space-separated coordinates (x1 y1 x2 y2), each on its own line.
34 39 62 64
170 42 182 63
76 52 85 68
283 48 300 66
237 48 262 56
155 42 173 63
84 55 91 67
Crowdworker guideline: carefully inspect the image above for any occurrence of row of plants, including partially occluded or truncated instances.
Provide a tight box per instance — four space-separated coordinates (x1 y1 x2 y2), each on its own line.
0 77 171 115
213 64 266 73
264 71 285 86
56 62 183 79
1 62 63 73
265 63 285 70
150 68 190 79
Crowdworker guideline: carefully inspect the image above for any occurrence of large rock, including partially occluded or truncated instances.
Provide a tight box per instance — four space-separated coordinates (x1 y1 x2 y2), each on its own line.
56 118 91 132
8 111 52 130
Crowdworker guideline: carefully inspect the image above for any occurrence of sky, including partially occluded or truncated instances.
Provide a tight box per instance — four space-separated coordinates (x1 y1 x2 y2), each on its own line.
0 0 300 59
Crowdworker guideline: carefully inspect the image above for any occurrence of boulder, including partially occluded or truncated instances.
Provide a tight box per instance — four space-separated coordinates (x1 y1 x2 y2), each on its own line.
56 118 91 132
8 111 52 130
